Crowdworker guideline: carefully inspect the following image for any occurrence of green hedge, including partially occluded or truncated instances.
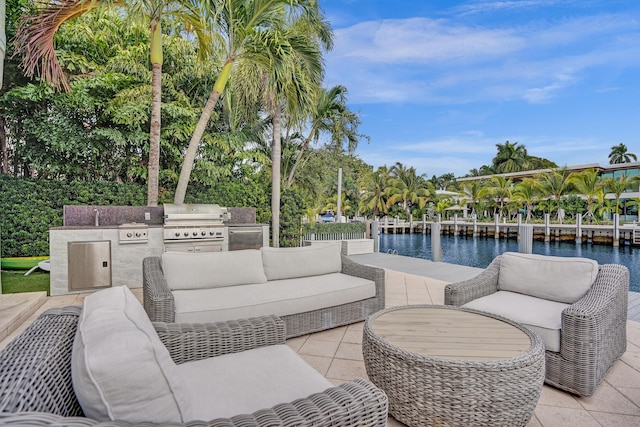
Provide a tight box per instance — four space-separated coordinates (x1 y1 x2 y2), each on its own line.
0 175 147 257
302 222 366 234
0 175 306 256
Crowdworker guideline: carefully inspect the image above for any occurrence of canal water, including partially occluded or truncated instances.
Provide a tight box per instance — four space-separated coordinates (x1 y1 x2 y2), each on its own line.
379 233 640 292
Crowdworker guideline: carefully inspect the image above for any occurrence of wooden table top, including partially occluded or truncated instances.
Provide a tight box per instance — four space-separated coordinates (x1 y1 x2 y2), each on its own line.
370 306 532 361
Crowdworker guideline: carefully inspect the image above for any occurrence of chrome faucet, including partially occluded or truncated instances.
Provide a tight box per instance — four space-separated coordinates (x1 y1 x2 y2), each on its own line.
94 208 100 227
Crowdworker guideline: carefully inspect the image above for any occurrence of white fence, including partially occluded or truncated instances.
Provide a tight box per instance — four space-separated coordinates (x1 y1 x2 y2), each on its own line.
302 231 367 241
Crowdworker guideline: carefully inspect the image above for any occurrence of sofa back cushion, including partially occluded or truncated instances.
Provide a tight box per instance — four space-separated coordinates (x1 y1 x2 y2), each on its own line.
261 243 342 281
498 252 599 303
162 250 267 290
71 286 190 423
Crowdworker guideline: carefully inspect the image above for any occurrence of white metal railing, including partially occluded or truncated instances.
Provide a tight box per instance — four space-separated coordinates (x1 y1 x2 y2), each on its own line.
303 231 366 241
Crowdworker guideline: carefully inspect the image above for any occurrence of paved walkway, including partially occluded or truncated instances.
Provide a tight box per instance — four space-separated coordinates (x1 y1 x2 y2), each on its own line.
1 254 640 426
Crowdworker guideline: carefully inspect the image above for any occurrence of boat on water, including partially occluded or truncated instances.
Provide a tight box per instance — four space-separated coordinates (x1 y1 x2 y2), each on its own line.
1 256 50 270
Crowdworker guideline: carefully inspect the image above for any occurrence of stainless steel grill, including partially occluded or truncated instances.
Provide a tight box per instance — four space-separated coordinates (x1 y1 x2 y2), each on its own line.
163 204 230 252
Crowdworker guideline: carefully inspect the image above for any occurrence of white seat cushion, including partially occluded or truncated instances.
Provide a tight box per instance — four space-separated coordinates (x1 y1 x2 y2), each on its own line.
463 290 569 352
261 244 342 280
498 252 598 304
172 273 376 323
162 250 267 290
72 286 190 423
178 345 333 420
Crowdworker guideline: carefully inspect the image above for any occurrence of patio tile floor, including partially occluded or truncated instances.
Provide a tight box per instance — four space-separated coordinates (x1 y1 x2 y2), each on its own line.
2 265 640 426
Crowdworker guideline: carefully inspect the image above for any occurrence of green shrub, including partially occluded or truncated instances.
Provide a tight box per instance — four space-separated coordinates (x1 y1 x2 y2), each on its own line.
302 222 366 234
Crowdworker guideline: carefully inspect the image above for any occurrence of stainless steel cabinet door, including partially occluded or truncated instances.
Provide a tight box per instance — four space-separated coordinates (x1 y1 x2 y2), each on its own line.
68 241 112 291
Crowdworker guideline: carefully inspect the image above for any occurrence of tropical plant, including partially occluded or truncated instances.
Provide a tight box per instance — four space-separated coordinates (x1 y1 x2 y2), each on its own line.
173 0 327 204
536 168 573 223
603 175 636 214
569 168 603 223
286 85 363 188
511 178 538 222
358 165 391 217
485 175 513 218
459 180 487 216
608 143 637 164
492 141 531 173
14 0 209 206
386 162 431 214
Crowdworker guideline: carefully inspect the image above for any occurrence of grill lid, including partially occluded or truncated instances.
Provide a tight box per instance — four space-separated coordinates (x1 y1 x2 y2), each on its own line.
163 204 230 225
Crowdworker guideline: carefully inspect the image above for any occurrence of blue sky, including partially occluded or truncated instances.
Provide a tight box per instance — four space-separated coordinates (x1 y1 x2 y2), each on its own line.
319 0 640 178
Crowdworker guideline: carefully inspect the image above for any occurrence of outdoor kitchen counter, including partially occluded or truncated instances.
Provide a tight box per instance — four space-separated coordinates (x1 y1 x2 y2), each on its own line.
49 226 165 296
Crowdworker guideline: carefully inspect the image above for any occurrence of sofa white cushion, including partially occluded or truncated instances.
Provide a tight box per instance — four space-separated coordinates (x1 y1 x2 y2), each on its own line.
162 250 267 290
261 244 342 281
178 344 333 420
172 273 376 323
72 286 190 423
463 290 569 352
498 252 598 303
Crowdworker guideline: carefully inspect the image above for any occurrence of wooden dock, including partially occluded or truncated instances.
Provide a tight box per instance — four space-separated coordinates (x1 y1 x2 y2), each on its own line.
377 215 640 247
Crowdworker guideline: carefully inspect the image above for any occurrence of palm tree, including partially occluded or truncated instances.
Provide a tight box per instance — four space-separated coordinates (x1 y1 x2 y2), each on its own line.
459 180 486 216
173 0 325 204
511 178 538 222
608 143 637 164
285 85 359 188
536 168 573 223
15 0 208 206
569 169 603 222
485 175 513 218
247 8 330 247
492 141 530 173
603 175 636 214
387 162 430 214
359 166 391 217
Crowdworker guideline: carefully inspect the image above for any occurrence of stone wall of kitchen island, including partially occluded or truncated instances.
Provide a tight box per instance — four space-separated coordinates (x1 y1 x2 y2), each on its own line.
49 226 164 296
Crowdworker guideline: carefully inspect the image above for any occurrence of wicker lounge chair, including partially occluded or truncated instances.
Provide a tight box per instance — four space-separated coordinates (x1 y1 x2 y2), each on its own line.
445 253 629 396
0 304 388 426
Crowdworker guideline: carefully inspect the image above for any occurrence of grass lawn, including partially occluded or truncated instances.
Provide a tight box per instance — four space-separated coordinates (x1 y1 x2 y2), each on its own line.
1 270 50 295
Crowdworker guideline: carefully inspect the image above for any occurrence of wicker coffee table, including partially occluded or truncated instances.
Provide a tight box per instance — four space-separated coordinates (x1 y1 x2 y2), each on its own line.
363 305 545 427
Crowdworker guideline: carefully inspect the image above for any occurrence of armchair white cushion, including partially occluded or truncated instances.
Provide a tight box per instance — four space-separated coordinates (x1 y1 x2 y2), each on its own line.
463 291 569 352
498 252 598 303
71 286 335 423
72 286 190 423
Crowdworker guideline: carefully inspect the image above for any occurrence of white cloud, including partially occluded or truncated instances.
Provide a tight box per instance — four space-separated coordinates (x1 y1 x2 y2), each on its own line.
325 12 640 105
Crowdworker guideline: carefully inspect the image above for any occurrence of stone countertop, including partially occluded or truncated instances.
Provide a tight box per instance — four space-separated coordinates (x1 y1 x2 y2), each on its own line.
50 225 163 230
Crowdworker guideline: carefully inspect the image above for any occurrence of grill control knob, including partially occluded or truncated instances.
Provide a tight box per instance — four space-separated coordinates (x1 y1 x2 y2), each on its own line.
175 232 180 237
201 231 207 236
126 232 132 238
192 231 198 236
209 231 215 236
135 232 141 237
183 232 189 237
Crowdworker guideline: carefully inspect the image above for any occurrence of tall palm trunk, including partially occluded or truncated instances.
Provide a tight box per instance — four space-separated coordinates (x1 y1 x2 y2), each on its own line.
271 107 282 247
147 19 163 206
286 129 314 187
174 59 233 204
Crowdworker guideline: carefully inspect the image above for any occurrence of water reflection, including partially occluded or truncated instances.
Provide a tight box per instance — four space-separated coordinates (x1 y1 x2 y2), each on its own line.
379 234 639 292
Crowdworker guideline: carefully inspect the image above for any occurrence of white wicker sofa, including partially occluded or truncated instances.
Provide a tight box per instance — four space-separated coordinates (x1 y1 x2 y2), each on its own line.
144 243 385 337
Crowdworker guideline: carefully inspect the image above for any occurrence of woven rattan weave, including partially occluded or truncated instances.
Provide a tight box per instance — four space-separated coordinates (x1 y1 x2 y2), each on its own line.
445 256 629 397
0 307 388 426
363 305 545 427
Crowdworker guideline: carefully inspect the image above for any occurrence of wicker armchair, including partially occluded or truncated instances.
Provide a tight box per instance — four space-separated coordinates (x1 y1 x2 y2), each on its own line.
445 255 629 397
0 307 388 426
